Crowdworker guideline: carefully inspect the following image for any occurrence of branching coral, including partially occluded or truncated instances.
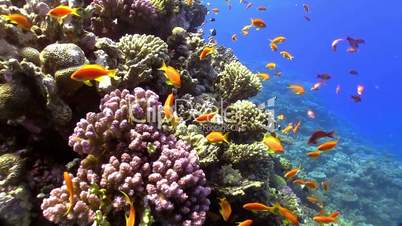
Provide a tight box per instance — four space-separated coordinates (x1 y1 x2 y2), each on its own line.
216 61 262 104
42 88 210 226
117 34 169 89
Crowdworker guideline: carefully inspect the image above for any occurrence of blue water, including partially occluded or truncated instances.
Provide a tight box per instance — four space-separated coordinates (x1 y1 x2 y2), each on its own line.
202 0 402 158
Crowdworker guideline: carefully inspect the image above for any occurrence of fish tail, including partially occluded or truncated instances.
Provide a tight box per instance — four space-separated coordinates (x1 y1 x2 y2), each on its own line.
223 132 230 143
108 68 118 80
159 61 167 70
72 8 80 17
328 131 336 138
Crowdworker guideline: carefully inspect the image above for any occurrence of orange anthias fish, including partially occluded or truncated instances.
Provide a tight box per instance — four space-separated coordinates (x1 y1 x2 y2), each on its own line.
317 140 337 151
271 36 287 44
159 63 181 88
321 181 330 192
1 13 32 30
270 43 278 51
304 180 318 189
238 219 253 226
199 46 215 60
48 5 80 21
313 215 337 224
276 203 299 225
70 64 118 87
194 112 216 122
243 202 272 211
212 8 220 13
63 172 74 215
163 93 174 119
280 51 294 60
308 131 336 145
292 179 306 186
218 197 232 221
121 191 136 226
207 131 229 143
288 84 305 95
284 168 301 178
251 18 266 29
307 195 323 206
257 72 270 80
306 150 322 159
265 62 276 70
281 123 293 134
262 134 284 153
292 121 301 134
357 84 365 95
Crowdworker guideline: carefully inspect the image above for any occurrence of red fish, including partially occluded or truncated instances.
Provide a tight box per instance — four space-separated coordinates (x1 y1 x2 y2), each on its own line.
317 73 331 80
308 131 335 145
351 95 362 102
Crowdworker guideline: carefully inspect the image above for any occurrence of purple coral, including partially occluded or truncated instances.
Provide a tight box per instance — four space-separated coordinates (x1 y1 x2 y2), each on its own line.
43 88 210 226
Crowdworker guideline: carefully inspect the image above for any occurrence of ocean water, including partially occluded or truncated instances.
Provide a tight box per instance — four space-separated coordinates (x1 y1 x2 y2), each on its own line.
202 0 402 225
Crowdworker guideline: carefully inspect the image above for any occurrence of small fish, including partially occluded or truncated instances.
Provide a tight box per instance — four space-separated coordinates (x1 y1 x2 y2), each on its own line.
48 5 80 22
303 3 310 13
357 84 364 95
271 36 287 44
329 210 341 218
293 179 306 186
304 180 318 189
265 62 276 70
159 63 181 88
262 134 284 153
246 2 253 8
311 82 322 91
347 36 365 51
257 6 267 11
257 72 270 80
304 16 311 21
270 43 278 51
211 7 220 13
163 93 175 119
307 195 323 206
63 172 74 215
284 168 301 178
281 123 293 134
241 24 252 36
313 216 337 224
243 202 272 211
274 71 282 77
194 112 216 122
317 73 331 80
306 150 322 159
321 181 329 192
121 191 136 226
1 13 32 30
209 28 217 36
251 18 266 29
218 197 232 221
351 95 362 102
70 64 118 87
232 34 238 41
317 140 337 151
292 121 301 134
308 131 335 145
199 46 215 60
288 84 305 95
307 110 316 119
276 203 299 225
277 114 285 121
207 131 229 143
336 84 341 94
238 219 253 226
331 38 344 51
350 70 359 75
280 51 294 60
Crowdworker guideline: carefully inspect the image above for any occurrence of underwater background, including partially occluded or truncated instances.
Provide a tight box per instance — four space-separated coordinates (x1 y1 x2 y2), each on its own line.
0 0 402 225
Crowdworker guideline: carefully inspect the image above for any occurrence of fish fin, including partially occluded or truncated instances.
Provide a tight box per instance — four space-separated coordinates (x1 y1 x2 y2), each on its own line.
83 80 93 87
107 69 118 80
57 16 65 25
223 132 230 144
165 80 173 86
94 75 107 82
72 8 80 17
328 131 336 138
159 62 167 71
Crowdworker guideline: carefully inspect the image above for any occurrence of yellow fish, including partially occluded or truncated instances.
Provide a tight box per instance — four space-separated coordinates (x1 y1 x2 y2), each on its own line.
199 46 215 60
262 134 284 153
271 36 286 44
270 43 278 51
207 131 229 143
257 72 270 80
1 13 32 30
159 63 181 88
218 197 232 221
265 62 276 70
288 84 305 95
70 64 118 87
48 5 80 23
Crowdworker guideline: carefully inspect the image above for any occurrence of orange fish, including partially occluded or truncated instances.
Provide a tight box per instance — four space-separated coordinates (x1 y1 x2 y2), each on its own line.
265 63 276 70
121 191 136 226
48 5 80 22
238 219 253 226
313 216 337 224
163 93 174 119
284 168 301 178
251 18 266 29
71 64 118 87
271 36 286 44
321 181 329 192
159 63 181 88
288 84 305 95
304 180 318 189
306 150 322 159
280 51 294 60
2 14 32 30
207 131 229 143
311 82 322 91
292 179 306 186
262 134 284 153
243 202 272 211
211 8 220 13
194 112 216 122
329 210 341 218
317 140 337 151
257 6 267 11
232 34 238 41
63 172 74 215
218 197 232 221
241 24 252 36
276 204 299 225
199 46 215 60
257 72 270 80
270 43 278 51
292 121 301 134
281 123 293 134
357 84 364 95
307 195 322 206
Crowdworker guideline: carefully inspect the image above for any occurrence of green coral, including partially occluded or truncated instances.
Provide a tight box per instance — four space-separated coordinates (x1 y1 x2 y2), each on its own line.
117 34 169 88
0 153 23 187
225 100 274 133
216 61 262 103
223 142 268 164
